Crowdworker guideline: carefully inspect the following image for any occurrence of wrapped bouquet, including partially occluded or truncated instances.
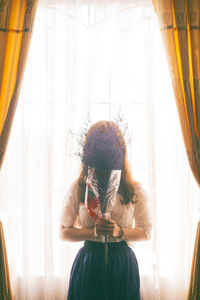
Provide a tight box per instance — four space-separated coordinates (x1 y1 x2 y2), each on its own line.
83 121 125 265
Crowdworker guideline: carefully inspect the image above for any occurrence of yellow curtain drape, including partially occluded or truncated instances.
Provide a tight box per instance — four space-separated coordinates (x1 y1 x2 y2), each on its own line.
152 0 200 299
0 221 12 300
0 0 38 169
0 1 38 299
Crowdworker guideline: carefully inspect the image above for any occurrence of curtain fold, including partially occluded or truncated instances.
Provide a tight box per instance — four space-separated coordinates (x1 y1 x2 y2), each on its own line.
188 221 200 300
0 0 38 169
0 221 12 300
152 0 200 299
0 1 38 299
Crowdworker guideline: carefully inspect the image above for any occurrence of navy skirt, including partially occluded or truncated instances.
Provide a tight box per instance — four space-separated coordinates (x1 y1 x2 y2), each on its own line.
67 241 140 300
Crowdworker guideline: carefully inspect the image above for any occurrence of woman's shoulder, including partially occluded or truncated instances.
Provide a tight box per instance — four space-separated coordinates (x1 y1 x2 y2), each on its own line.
64 178 80 200
132 181 148 203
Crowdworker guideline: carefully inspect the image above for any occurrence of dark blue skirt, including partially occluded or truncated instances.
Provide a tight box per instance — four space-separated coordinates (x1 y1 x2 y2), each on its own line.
67 241 140 300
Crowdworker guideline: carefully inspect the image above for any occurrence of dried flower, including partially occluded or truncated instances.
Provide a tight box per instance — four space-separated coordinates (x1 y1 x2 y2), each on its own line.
82 121 125 171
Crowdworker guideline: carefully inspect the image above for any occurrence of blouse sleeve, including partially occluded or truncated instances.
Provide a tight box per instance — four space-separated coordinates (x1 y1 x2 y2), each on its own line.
133 185 152 240
60 180 80 228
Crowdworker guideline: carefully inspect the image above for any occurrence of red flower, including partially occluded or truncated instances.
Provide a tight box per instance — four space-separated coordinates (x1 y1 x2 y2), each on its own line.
87 183 101 220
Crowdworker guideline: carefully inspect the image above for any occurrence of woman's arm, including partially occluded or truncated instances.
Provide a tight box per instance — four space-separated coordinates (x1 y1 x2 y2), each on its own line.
59 224 95 242
122 227 147 241
60 220 147 242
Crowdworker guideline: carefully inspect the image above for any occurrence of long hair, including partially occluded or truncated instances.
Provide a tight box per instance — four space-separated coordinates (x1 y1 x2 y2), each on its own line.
76 120 138 204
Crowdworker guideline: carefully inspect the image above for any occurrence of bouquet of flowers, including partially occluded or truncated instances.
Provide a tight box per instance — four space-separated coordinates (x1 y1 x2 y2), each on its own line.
83 121 125 265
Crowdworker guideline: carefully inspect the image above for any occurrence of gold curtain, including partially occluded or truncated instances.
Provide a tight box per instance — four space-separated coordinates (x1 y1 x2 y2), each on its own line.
152 0 200 299
0 221 12 300
0 0 38 169
0 1 38 299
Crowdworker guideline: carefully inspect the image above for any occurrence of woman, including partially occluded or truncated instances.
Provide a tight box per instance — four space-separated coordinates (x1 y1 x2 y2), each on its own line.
59 120 152 300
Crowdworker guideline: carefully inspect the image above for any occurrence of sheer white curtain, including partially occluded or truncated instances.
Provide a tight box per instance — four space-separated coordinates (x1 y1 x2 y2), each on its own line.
0 0 200 299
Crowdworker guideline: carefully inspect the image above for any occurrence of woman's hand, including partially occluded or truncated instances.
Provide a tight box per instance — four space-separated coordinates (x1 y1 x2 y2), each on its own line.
95 218 122 237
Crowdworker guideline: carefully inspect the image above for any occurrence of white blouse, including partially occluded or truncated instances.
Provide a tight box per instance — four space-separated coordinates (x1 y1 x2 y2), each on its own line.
60 180 152 244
